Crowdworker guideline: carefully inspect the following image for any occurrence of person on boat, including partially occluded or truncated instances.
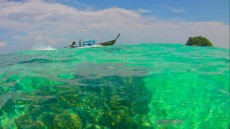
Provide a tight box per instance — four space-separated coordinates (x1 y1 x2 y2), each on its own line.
79 39 82 46
70 41 76 48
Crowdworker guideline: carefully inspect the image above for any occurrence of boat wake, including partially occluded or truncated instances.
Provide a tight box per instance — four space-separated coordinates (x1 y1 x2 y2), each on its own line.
33 46 57 50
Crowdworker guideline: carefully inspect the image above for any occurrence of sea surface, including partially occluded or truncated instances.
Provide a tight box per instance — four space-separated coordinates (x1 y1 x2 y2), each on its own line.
0 44 229 129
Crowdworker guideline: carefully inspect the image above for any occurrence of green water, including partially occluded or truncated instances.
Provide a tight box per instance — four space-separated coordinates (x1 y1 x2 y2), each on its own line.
0 44 229 129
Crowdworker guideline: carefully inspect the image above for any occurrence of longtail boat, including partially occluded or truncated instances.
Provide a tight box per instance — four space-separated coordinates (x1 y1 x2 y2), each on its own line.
99 34 120 46
65 34 120 48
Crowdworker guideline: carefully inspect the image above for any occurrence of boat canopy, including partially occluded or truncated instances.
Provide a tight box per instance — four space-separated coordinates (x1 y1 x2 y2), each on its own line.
80 40 96 45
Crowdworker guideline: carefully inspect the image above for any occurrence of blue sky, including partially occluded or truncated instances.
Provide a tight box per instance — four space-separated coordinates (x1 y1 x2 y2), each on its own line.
0 0 229 54
54 0 229 23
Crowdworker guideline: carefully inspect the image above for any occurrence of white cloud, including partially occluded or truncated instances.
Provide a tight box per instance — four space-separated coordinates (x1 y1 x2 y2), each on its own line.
0 0 229 51
13 35 22 39
160 5 185 13
137 8 151 14
0 41 7 47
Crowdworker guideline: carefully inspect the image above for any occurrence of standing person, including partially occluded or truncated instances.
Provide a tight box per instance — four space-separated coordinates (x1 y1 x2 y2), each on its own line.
79 39 82 47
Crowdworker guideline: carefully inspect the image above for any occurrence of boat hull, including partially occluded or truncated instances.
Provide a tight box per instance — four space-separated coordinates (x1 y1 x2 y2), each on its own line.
99 39 116 46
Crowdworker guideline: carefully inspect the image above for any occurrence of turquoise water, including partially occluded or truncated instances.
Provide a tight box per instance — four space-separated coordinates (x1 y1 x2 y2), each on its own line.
0 44 229 129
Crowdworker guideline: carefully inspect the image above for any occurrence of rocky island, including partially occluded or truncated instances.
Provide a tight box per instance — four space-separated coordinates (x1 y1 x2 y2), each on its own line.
185 36 213 46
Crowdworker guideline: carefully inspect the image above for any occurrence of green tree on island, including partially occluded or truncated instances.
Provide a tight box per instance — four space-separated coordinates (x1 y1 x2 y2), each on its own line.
185 36 213 46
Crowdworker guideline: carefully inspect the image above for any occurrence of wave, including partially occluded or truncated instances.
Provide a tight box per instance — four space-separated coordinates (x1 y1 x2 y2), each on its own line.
32 45 57 50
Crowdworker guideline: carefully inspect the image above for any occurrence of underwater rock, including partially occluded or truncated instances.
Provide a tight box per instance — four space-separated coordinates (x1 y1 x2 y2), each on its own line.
1 74 153 128
40 113 56 128
131 96 151 114
58 92 81 106
53 113 82 129
108 95 130 110
1 99 16 114
85 124 104 129
15 115 45 129
36 95 58 104
0 98 30 115
74 76 153 128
